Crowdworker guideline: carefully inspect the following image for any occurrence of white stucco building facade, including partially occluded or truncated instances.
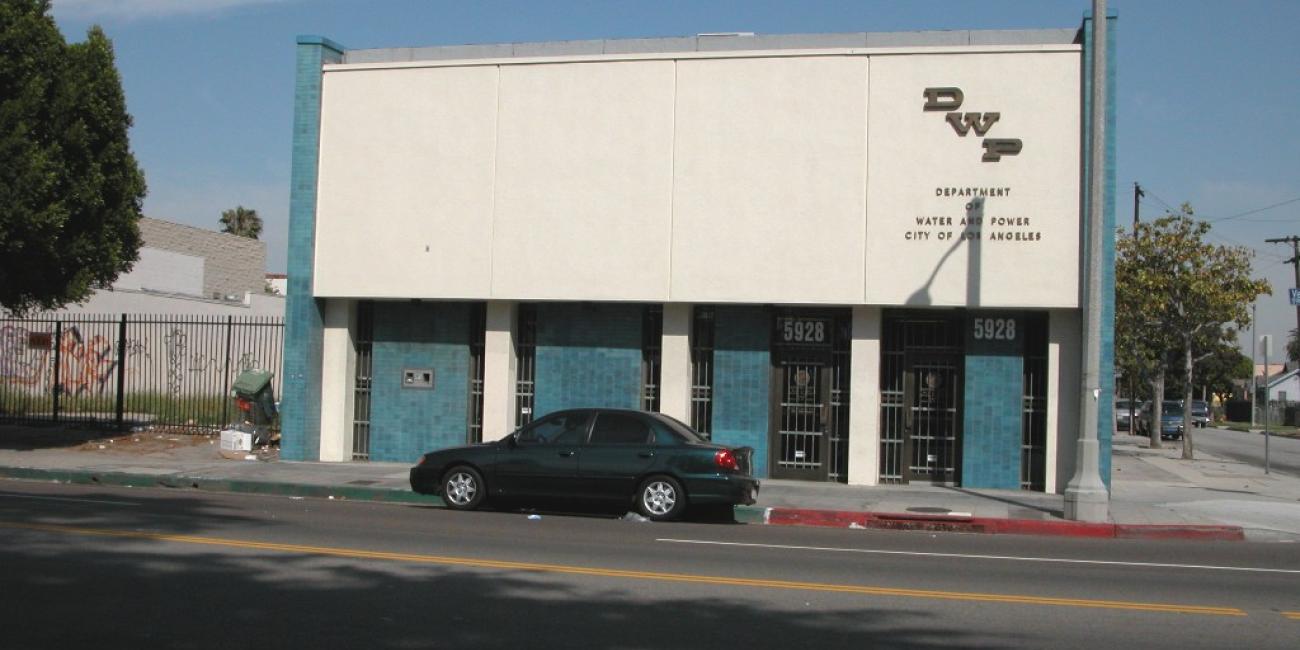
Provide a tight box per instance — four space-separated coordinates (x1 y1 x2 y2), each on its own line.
282 20 1117 493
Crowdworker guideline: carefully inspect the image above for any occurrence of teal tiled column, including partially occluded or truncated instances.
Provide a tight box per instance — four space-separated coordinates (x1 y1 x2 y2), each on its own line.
712 307 771 478
280 36 344 461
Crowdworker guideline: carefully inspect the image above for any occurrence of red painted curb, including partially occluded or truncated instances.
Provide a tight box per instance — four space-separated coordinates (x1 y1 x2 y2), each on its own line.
1115 524 1245 542
765 507 1244 541
978 517 1115 538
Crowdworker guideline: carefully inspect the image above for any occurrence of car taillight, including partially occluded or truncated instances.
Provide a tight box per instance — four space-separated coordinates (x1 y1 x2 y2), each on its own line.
714 449 739 471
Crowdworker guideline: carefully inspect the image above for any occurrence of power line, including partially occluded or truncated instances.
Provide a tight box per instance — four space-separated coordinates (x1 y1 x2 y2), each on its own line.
1132 186 1287 262
1129 186 1299 224
1208 196 1300 223
1143 190 1181 215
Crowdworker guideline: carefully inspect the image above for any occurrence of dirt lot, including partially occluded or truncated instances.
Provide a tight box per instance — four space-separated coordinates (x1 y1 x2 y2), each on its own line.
0 423 278 460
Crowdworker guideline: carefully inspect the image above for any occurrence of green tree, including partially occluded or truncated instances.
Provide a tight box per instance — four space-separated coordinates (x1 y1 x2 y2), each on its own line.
0 0 146 315
1117 205 1271 459
1117 229 1180 449
219 206 262 239
1194 335 1253 407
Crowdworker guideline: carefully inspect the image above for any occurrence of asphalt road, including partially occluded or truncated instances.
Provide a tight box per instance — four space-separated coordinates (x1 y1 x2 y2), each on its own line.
2 481 1298 650
1191 426 1300 478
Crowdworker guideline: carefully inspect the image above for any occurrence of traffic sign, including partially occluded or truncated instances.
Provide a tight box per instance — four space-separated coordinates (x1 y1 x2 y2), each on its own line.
1291 287 1300 305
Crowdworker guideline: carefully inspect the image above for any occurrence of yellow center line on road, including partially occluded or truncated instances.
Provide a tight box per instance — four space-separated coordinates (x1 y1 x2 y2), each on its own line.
1282 611 1300 621
3 521 1247 617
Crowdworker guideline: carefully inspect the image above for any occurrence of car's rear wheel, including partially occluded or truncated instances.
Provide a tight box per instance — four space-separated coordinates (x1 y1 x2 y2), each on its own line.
442 466 486 511
636 475 686 522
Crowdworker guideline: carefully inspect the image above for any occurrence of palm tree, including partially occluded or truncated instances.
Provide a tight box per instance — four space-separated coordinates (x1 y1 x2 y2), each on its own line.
219 206 262 239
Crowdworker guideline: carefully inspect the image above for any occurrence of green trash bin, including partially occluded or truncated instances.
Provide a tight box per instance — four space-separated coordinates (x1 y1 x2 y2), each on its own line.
231 369 277 444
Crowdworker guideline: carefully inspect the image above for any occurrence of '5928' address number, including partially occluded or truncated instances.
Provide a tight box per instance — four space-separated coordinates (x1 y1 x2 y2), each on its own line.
972 318 1016 341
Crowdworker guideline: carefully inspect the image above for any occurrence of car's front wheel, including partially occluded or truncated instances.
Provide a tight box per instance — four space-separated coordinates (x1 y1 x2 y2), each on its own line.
442 466 486 511
636 475 686 522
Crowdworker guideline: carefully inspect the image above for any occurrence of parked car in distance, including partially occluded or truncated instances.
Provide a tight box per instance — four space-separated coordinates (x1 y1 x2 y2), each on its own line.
410 408 759 521
1136 400 1186 440
1135 400 1152 436
1115 399 1136 432
1188 400 1210 428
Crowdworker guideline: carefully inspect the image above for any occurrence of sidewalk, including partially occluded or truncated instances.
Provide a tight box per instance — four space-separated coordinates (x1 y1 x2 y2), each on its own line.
2 424 1299 542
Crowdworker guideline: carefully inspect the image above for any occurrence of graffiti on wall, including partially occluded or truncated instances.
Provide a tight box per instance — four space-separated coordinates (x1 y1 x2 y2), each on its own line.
1 325 121 395
0 325 153 396
0 325 45 386
166 327 187 396
236 352 264 374
58 327 118 396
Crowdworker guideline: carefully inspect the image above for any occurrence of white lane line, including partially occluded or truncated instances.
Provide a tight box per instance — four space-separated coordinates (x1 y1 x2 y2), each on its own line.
656 538 1300 575
0 494 141 507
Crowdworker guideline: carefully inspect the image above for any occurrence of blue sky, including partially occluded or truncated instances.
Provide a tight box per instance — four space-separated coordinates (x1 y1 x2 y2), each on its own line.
49 0 1300 353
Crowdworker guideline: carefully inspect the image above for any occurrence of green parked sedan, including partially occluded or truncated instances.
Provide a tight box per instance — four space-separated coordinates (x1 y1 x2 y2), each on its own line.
410 408 759 521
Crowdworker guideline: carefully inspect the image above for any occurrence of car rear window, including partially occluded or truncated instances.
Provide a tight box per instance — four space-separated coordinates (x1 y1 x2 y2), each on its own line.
589 413 651 445
648 413 707 443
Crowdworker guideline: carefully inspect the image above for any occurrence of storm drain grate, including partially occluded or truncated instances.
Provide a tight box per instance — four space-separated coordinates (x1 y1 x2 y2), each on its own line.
906 507 952 514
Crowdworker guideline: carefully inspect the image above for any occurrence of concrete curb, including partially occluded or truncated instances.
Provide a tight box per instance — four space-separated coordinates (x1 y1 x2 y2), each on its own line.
760 507 1245 541
0 467 1247 541
0 466 442 505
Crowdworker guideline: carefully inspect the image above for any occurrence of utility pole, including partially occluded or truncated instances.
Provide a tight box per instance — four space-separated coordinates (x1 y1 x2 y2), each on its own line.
1065 0 1110 522
1264 235 1300 344
1133 182 1143 229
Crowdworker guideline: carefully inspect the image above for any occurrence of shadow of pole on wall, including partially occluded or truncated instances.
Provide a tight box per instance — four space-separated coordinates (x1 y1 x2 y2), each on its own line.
906 197 985 307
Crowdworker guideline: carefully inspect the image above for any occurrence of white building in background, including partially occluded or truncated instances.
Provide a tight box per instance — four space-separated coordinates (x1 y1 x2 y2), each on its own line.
1265 368 1299 405
59 217 283 317
1 218 285 413
265 273 288 296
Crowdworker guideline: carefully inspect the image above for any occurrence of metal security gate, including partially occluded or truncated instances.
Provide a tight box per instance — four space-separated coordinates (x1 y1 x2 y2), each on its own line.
514 304 536 427
352 302 374 460
468 303 486 443
769 311 850 481
641 305 662 412
689 306 715 439
903 354 961 484
880 315 963 485
1021 313 1048 490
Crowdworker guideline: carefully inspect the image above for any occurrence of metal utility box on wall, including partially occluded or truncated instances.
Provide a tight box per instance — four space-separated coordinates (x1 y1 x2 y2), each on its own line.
403 368 434 389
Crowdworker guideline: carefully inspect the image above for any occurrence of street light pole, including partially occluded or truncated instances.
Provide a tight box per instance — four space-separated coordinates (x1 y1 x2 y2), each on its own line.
1251 304 1257 427
1065 0 1111 522
1130 182 1142 422
1261 334 1271 474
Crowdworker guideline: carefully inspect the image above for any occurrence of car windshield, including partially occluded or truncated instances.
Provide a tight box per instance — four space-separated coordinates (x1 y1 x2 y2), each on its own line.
1163 406 1184 417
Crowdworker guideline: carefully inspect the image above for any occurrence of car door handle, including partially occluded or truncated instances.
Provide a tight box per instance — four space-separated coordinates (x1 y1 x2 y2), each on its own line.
558 451 575 457
637 451 655 458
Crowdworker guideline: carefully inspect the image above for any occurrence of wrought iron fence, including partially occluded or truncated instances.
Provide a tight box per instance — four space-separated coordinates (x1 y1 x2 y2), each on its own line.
0 313 284 432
